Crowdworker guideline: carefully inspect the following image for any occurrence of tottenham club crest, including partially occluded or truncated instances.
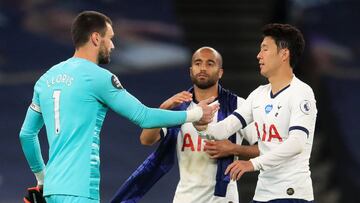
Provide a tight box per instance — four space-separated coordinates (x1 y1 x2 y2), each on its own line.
300 100 311 115
111 75 123 89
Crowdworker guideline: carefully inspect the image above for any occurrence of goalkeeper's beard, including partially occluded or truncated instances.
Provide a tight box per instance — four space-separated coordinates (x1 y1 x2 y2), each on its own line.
98 42 111 65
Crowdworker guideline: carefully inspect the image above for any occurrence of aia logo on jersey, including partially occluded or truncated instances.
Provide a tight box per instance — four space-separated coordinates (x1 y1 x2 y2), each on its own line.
300 100 311 115
181 133 203 151
255 122 282 142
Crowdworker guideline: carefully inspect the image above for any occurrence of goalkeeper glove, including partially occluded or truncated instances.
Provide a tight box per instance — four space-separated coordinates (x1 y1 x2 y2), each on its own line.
23 186 46 203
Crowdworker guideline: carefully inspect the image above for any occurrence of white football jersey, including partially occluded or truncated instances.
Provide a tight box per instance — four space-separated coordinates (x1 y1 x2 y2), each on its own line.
206 76 317 201
162 97 257 203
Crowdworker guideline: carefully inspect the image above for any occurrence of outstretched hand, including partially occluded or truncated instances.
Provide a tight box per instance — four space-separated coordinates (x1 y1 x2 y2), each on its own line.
160 91 193 110
195 96 219 127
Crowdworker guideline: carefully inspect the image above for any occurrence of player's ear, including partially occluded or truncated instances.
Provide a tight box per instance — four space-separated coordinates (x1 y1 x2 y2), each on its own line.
281 48 290 62
218 68 224 79
90 32 101 47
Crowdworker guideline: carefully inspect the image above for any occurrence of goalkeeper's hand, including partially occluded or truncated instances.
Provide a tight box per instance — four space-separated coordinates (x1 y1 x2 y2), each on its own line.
23 186 46 203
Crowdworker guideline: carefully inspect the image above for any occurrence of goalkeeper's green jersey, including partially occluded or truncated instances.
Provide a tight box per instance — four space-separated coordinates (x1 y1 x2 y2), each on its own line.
19 57 187 200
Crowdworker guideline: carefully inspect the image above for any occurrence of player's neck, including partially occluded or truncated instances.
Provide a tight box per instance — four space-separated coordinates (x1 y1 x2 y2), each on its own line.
73 46 99 64
194 83 219 102
268 66 293 94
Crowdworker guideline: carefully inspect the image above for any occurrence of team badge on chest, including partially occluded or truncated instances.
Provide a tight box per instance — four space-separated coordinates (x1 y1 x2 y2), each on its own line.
275 103 282 117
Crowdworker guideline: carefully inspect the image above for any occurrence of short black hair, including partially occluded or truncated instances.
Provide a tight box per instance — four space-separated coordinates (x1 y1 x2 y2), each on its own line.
71 11 112 49
262 23 305 68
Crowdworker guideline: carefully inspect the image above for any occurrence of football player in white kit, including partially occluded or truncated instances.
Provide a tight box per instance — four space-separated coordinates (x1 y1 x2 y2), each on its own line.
195 24 317 203
139 47 259 203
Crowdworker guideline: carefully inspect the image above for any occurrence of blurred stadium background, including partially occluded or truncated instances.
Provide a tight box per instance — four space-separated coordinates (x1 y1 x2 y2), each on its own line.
1 0 359 202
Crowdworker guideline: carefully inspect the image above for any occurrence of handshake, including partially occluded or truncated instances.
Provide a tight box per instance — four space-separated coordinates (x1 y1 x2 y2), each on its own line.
193 96 219 133
158 91 218 134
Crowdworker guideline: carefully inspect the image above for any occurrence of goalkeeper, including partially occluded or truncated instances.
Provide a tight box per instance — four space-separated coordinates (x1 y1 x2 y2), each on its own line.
19 11 218 203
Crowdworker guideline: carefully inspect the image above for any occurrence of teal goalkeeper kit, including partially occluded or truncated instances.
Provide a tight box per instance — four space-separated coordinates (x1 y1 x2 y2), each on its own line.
20 57 187 200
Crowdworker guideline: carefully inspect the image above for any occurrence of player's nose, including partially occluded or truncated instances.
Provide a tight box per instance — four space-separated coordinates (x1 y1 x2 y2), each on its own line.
256 52 261 60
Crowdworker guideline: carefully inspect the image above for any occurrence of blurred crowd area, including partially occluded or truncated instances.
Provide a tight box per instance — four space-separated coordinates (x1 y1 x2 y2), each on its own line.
1 0 360 202
0 0 190 75
289 1 360 203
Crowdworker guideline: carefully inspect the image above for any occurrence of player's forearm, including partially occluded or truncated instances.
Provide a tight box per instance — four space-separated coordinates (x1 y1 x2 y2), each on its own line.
140 96 180 145
110 90 202 128
20 132 45 172
138 107 204 128
250 131 307 171
19 108 45 173
234 145 259 159
205 115 243 140
140 129 161 145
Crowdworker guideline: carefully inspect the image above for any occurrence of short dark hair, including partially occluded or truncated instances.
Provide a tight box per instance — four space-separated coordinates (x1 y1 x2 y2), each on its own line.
71 11 112 49
262 23 305 68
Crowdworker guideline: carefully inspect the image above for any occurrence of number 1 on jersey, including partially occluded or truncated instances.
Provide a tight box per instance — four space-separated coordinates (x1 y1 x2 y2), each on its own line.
53 90 61 134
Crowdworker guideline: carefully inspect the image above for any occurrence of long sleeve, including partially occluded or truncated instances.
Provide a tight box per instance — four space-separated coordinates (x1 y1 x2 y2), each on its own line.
19 107 45 173
206 114 243 140
239 122 258 145
92 72 202 128
205 87 258 140
250 130 306 171
105 89 188 128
